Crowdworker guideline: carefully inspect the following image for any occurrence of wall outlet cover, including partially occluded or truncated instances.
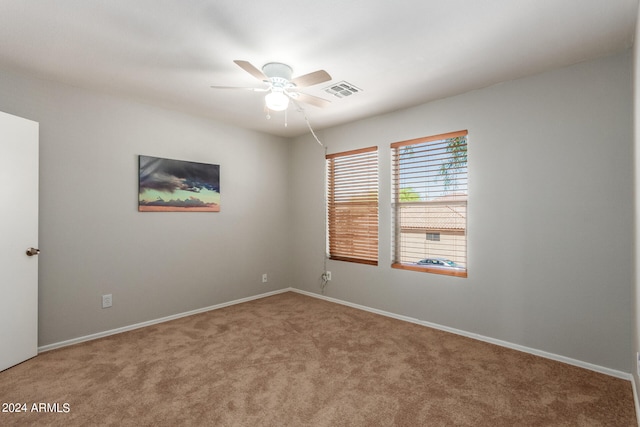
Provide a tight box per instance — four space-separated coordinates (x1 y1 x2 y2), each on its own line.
102 294 112 309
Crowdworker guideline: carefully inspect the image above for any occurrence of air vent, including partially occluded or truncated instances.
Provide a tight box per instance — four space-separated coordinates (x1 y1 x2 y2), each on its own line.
324 81 362 98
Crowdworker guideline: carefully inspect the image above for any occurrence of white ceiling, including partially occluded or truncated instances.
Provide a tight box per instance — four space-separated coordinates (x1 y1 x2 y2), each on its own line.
0 0 636 137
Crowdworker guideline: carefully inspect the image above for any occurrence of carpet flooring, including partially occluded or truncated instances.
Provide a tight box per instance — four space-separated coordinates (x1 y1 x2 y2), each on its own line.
0 291 636 426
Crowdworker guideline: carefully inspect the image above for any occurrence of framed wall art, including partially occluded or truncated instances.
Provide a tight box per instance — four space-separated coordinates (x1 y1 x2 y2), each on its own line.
138 155 220 212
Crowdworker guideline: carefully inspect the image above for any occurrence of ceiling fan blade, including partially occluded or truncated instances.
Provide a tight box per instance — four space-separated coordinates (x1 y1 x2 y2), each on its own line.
234 60 268 81
291 70 332 88
295 92 331 108
210 86 269 92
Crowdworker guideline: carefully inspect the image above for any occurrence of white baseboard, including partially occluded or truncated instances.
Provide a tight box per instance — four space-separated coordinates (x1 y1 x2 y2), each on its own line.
291 288 633 381
38 288 291 353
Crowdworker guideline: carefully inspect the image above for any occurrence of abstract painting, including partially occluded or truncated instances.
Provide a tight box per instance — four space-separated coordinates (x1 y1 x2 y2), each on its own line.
138 155 220 212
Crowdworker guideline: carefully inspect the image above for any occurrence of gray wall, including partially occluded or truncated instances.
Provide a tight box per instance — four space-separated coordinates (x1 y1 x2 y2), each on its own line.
0 68 291 346
290 52 633 372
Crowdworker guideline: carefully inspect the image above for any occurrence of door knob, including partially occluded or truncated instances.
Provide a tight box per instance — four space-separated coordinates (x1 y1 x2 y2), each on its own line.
26 247 40 256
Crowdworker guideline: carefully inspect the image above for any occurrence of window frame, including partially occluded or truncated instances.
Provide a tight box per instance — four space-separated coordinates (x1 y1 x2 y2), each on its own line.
391 130 468 278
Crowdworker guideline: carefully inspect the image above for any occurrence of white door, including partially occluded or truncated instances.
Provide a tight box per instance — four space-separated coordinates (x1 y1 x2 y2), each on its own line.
0 111 39 371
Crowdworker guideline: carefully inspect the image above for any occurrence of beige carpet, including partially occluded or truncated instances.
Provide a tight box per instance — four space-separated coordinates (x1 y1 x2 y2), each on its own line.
0 291 636 426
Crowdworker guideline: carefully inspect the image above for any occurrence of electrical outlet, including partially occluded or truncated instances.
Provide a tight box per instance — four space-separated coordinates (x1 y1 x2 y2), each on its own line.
262 273 268 283
323 271 332 281
102 294 112 309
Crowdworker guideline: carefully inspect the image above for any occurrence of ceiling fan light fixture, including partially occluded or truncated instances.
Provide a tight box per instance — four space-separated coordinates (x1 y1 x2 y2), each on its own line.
265 91 289 111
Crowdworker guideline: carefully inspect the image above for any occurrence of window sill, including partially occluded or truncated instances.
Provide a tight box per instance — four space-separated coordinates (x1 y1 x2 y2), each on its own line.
391 263 467 278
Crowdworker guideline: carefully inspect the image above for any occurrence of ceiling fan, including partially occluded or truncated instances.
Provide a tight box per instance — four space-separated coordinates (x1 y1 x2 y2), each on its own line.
211 60 332 112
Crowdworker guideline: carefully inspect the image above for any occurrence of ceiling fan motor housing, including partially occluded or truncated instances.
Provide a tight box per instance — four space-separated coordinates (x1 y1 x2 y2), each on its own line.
262 63 293 83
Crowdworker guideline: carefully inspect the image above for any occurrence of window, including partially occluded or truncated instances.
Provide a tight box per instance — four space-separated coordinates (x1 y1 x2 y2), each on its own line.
426 232 440 242
391 131 468 277
326 147 378 265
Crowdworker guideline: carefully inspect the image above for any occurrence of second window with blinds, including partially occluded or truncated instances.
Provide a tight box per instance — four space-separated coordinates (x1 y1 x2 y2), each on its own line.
326 147 379 265
391 131 468 277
